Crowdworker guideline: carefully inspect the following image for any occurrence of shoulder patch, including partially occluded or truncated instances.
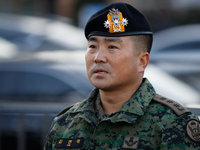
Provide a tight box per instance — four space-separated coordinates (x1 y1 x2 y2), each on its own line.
153 94 191 116
57 105 74 117
186 119 200 142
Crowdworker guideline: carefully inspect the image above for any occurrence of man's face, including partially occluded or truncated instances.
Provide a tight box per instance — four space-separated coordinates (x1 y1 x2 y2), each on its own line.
85 35 145 91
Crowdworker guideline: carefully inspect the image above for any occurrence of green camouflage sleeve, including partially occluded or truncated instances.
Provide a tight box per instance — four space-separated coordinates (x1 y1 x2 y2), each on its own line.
44 118 56 150
44 105 75 150
159 111 200 149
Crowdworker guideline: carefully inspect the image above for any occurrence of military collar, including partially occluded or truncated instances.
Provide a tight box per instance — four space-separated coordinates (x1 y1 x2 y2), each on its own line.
66 88 99 114
66 78 155 125
119 78 156 116
94 78 156 119
63 88 99 127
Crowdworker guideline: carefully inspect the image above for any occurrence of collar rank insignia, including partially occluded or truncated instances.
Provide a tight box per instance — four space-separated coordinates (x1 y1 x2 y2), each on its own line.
55 138 84 148
104 8 128 33
186 120 200 142
122 135 140 149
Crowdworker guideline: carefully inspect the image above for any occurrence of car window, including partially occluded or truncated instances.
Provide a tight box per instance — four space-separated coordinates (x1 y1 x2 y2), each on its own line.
159 41 200 52
0 71 83 101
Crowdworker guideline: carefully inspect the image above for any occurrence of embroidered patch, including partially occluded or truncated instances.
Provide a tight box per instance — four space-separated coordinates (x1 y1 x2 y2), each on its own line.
55 138 84 148
186 120 200 142
104 8 128 33
122 135 140 149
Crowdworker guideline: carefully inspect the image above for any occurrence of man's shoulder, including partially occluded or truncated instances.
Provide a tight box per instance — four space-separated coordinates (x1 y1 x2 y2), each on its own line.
152 94 191 117
56 102 81 117
56 96 95 117
151 94 200 144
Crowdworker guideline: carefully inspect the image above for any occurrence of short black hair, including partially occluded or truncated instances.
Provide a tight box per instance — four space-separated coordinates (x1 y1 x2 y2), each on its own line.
130 34 152 53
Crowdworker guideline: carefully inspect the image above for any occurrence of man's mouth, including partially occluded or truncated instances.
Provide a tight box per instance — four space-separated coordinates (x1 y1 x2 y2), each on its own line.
94 69 108 73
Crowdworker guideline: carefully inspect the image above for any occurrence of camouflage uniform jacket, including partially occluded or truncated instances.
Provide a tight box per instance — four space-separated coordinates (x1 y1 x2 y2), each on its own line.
44 78 200 150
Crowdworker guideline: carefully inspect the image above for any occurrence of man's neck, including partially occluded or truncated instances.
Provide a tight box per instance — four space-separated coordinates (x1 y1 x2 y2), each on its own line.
99 82 142 114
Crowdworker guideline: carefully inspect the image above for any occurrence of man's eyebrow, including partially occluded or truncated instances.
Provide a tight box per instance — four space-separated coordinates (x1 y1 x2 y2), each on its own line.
88 37 98 42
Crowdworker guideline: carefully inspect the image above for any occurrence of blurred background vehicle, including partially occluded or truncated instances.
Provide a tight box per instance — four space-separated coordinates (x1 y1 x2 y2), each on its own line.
0 13 87 59
144 64 200 118
144 64 200 106
150 24 200 99
0 50 94 150
0 0 200 150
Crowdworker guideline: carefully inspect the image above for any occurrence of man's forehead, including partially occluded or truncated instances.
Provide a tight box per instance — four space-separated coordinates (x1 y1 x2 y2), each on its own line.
88 36 124 43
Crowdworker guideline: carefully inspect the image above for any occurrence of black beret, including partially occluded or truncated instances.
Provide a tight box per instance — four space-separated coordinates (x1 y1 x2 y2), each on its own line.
85 2 153 39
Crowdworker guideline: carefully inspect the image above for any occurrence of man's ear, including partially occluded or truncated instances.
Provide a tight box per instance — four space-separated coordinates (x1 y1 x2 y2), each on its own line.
138 52 150 73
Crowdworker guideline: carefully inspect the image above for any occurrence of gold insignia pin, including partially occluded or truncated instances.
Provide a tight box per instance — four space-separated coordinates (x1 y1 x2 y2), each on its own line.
104 8 128 33
55 138 84 148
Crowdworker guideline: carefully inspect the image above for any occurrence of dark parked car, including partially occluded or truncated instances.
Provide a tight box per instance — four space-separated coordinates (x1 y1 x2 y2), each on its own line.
0 51 93 150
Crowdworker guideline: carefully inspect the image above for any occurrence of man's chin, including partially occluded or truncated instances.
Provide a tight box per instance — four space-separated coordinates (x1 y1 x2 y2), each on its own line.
91 83 110 91
94 85 115 92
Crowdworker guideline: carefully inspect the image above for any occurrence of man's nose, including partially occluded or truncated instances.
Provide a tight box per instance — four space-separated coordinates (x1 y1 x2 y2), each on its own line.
94 48 107 63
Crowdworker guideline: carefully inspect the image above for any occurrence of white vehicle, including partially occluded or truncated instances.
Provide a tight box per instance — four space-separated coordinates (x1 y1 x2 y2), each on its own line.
145 64 200 106
0 13 87 59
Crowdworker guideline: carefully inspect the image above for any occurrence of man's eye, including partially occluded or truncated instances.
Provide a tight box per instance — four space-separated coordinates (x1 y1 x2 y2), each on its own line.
109 45 117 49
89 45 96 49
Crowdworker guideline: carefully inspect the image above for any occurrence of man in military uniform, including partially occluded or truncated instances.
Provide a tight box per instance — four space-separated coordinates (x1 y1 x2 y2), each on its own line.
44 2 200 150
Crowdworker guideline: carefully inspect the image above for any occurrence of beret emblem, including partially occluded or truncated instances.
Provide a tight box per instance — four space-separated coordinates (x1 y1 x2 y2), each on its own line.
104 8 128 33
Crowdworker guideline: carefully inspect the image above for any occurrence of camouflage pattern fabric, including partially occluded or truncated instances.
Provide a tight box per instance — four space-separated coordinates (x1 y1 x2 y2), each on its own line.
44 78 200 150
